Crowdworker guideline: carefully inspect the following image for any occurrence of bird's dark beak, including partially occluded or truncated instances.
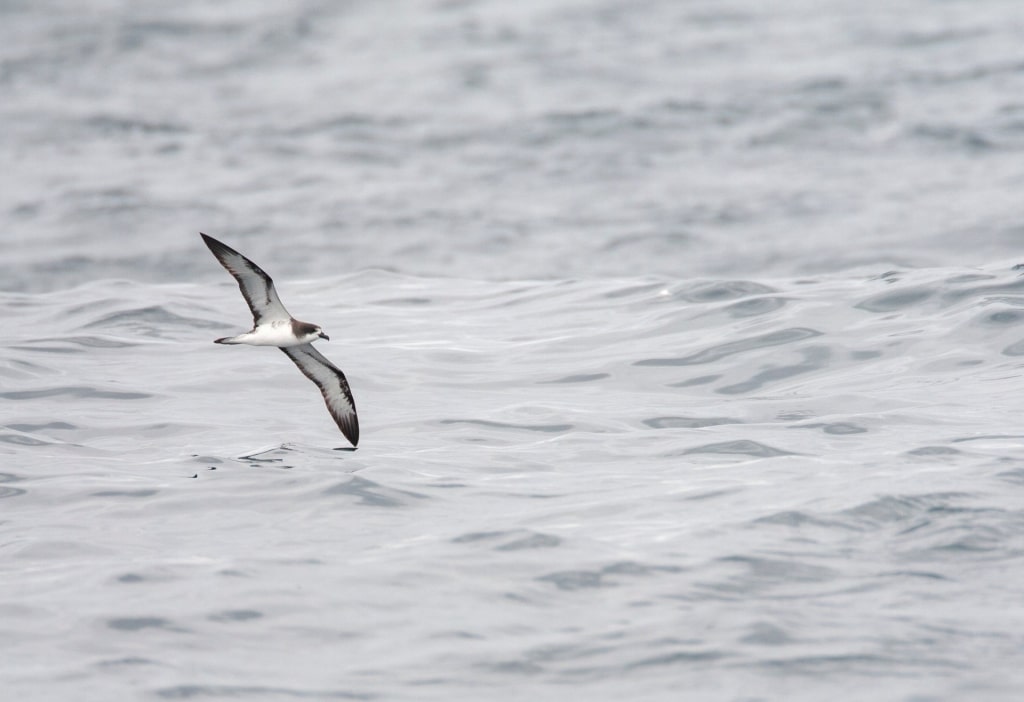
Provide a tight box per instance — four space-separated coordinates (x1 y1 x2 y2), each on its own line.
319 332 330 341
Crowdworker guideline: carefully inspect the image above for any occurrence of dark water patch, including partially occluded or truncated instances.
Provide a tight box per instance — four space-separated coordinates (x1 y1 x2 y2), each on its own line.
878 570 949 581
0 486 27 499
978 309 1024 326
928 527 1007 554
603 561 682 576
670 374 721 387
374 297 432 306
635 327 821 366
890 26 987 47
855 286 934 312
1002 339 1024 356
108 617 181 632
440 419 573 433
753 511 850 529
2 358 53 375
683 488 743 502
85 114 188 135
755 653 905 673
7 421 76 432
538 561 679 590
908 123 995 152
453 530 561 550
91 489 160 498
208 609 263 623
790 423 864 433
839 493 974 526
156 685 372 700
58 335 143 347
644 416 740 429
537 570 605 590
539 373 609 384
850 349 883 360
948 273 997 284
497 533 561 551
322 476 426 507
942 276 1024 304
539 107 635 139
84 305 225 334
218 569 251 578
717 556 837 584
681 440 797 457
717 346 830 394
0 433 52 446
97 656 156 668
118 574 147 584
951 434 1024 443
777 410 812 421
907 446 961 456
480 660 545 675
451 530 508 543
676 280 776 303
14 335 140 352
824 423 867 435
604 231 695 252
996 468 1024 485
8 344 79 355
430 631 484 642
0 386 151 400
789 422 867 435
62 297 126 319
723 296 789 318
624 649 723 669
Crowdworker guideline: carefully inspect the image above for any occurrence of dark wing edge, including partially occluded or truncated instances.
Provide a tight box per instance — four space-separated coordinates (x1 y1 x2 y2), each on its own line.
280 345 360 447
200 233 286 324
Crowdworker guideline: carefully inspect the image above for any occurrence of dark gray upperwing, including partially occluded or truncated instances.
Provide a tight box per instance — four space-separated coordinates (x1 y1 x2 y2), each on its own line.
280 344 359 446
201 233 291 324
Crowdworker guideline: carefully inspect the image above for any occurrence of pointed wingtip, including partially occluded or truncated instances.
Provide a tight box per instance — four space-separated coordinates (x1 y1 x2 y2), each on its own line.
200 234 242 265
343 417 360 447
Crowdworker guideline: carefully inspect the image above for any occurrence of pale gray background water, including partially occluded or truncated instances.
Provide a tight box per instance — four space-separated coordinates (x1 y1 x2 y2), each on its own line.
3 1 1024 700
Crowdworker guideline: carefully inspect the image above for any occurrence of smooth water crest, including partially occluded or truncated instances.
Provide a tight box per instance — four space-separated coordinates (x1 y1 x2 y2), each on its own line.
3 1 1024 701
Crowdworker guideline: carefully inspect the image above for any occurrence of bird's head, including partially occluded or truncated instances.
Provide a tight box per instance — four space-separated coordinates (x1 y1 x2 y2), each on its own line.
294 321 330 343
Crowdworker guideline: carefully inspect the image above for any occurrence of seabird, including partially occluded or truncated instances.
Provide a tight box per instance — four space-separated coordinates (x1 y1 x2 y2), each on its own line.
200 233 359 446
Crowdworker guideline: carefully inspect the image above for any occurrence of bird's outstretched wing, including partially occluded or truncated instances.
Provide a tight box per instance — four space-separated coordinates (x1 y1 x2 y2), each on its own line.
280 343 359 446
201 233 291 324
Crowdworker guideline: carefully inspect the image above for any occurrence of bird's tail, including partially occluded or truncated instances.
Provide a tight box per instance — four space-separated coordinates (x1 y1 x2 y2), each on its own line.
214 336 245 344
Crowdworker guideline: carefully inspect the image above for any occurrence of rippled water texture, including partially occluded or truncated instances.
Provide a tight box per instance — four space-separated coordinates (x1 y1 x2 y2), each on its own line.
5 266 1024 700
3 1 1024 701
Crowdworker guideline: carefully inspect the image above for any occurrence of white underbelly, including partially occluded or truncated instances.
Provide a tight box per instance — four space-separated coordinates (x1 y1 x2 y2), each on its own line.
245 324 307 347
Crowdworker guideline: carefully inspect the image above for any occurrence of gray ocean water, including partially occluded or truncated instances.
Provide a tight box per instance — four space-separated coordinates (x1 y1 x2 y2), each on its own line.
4 1 1024 700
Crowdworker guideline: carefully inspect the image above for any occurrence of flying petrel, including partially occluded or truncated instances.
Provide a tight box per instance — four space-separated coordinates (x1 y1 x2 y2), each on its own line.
200 233 359 446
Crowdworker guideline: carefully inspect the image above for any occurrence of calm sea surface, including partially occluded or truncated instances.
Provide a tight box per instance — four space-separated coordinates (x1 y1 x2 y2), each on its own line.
3 1 1024 700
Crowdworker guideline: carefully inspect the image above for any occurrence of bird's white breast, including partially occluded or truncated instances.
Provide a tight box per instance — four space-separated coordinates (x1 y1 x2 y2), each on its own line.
244 321 313 347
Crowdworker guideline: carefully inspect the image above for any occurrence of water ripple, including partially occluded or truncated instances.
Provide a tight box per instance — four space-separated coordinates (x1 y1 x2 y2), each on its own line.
0 386 151 400
635 327 822 366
